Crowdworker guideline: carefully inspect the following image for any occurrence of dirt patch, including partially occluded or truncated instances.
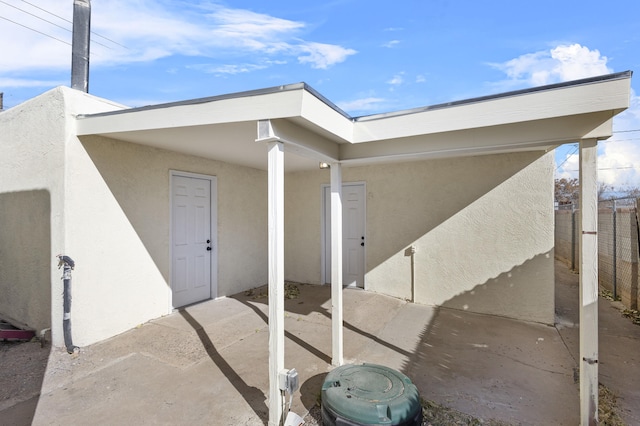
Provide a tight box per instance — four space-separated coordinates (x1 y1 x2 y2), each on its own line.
302 398 515 426
600 384 626 426
0 340 49 411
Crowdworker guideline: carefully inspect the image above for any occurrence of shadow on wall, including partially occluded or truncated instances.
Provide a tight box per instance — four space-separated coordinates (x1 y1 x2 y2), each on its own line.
362 152 547 273
0 189 51 332
349 151 554 321
439 250 555 324
0 189 52 426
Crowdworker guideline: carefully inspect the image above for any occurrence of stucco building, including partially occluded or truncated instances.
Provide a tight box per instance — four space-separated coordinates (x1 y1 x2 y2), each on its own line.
0 72 631 350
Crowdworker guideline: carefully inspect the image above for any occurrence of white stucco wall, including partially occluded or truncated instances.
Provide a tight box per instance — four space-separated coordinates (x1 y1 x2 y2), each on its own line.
0 87 124 337
0 90 65 333
67 134 268 346
284 152 555 324
1 87 269 347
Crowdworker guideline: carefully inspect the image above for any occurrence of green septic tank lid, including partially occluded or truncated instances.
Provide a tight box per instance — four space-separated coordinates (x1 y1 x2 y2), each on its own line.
321 363 421 425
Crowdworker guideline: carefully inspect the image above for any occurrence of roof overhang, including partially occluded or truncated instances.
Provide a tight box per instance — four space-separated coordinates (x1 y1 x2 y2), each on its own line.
75 71 632 172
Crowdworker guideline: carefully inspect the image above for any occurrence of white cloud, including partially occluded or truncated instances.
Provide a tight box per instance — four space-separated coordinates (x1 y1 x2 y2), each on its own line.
188 59 287 75
495 44 639 188
0 77 65 88
416 75 426 83
598 139 640 188
297 42 357 69
387 72 404 86
382 40 400 48
0 0 356 85
555 92 640 189
490 44 612 88
337 97 386 114
598 90 640 188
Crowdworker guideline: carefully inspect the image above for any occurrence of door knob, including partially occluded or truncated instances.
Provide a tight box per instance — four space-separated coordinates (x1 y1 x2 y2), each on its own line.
207 239 211 244
361 242 364 247
206 246 212 251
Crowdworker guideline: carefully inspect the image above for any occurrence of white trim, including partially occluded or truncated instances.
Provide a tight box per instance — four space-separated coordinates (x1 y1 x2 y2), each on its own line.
320 181 367 288
168 170 218 311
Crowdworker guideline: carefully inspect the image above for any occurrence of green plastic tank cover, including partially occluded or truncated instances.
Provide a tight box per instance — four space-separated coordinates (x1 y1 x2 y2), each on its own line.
321 363 422 426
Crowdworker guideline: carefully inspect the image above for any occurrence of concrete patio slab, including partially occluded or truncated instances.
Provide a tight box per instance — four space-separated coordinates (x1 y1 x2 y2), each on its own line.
2 261 640 425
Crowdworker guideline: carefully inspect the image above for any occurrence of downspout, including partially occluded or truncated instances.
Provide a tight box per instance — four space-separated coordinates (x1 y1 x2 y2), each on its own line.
71 0 91 92
58 255 79 354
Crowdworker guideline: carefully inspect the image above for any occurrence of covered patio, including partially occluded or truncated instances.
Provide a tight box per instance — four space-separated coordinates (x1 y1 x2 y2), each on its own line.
74 72 632 424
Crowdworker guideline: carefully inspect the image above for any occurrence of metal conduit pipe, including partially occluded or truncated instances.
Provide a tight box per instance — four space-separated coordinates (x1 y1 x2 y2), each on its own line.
58 255 79 354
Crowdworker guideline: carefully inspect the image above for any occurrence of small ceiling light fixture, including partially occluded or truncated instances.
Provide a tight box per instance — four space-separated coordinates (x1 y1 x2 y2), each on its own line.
319 162 331 169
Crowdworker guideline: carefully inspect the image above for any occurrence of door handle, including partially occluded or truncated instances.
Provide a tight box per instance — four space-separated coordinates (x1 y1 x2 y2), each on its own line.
206 246 212 251
361 242 364 247
361 236 364 247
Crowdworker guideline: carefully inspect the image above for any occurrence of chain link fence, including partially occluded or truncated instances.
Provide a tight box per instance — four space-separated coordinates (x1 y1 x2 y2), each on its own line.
555 198 640 309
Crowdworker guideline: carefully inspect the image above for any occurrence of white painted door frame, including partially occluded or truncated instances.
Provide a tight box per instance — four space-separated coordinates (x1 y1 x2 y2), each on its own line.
321 181 366 288
169 170 218 310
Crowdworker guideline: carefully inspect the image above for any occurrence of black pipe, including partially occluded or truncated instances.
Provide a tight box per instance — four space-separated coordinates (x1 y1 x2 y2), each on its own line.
58 255 79 354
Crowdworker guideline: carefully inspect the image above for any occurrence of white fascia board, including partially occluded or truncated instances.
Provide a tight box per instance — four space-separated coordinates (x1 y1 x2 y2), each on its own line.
341 111 615 162
76 90 305 136
299 90 353 143
351 75 631 144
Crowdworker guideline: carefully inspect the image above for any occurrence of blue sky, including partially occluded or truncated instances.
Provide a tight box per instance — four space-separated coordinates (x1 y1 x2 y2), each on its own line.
1 0 639 188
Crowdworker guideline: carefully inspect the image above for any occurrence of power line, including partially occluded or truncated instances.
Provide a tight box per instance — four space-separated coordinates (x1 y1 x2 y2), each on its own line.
0 13 110 51
0 14 70 45
613 129 640 133
0 7 112 51
0 0 69 33
19 0 128 49
19 0 69 24
565 166 640 172
555 144 579 172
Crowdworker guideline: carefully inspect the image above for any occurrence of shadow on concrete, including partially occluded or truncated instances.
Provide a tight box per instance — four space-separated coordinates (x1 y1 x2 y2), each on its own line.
178 309 268 425
0 341 50 426
236 297 332 364
300 372 327 411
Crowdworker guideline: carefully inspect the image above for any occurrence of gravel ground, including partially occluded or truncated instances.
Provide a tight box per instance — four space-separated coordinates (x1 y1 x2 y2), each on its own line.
301 399 514 426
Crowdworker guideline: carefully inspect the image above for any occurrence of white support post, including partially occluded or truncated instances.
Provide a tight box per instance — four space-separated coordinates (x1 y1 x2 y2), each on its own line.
579 138 599 426
267 140 285 426
330 163 344 366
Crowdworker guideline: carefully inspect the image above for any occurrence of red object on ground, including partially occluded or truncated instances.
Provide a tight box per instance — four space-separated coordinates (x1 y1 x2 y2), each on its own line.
0 320 35 341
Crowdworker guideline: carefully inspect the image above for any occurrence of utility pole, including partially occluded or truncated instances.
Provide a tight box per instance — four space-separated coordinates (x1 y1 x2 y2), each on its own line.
71 0 91 92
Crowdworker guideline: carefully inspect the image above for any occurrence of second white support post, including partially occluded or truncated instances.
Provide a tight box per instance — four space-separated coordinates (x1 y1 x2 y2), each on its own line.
267 140 285 426
330 163 344 366
579 138 599 426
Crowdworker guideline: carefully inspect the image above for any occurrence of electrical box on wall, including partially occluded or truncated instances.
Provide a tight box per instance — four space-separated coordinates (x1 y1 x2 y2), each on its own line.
279 368 299 394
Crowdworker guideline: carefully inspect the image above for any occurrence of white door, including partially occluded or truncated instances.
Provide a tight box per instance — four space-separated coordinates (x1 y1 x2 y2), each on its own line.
323 183 366 288
171 174 215 307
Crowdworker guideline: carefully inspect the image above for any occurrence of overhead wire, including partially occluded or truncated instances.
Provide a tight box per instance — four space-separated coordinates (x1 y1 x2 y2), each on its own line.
1 0 113 49
0 0 127 50
0 14 70 45
19 0 128 49
555 144 579 172
0 0 69 32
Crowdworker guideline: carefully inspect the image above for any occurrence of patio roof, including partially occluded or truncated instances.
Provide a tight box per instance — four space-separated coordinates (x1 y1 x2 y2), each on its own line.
75 71 632 171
